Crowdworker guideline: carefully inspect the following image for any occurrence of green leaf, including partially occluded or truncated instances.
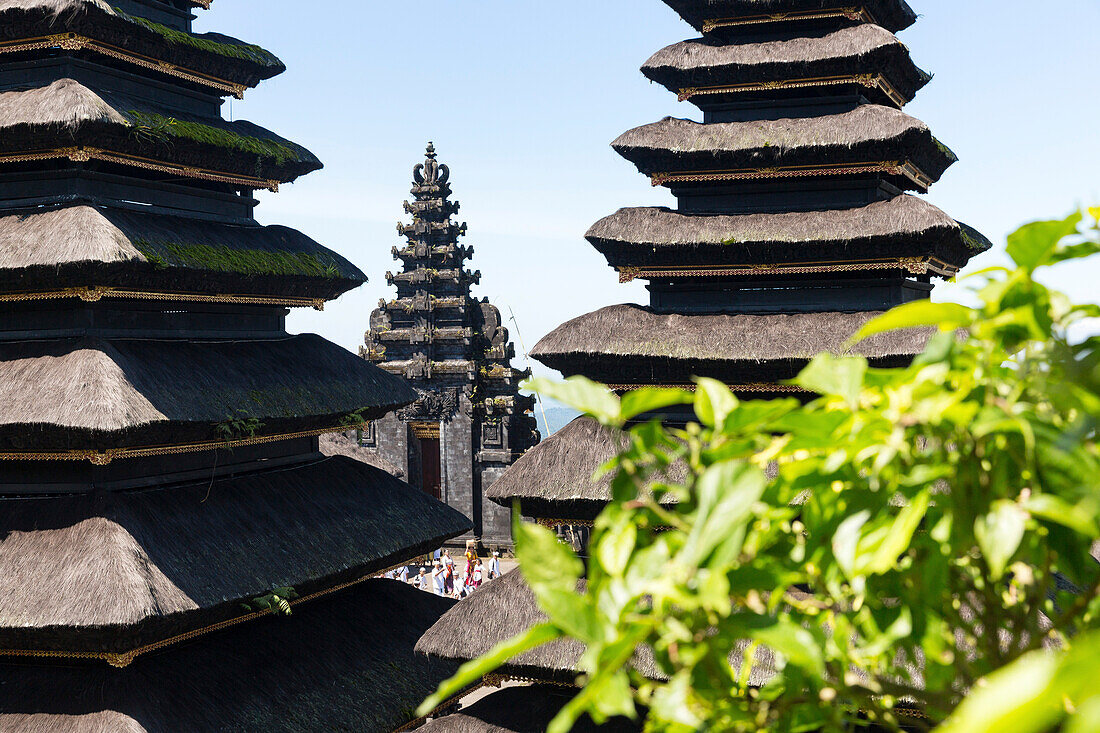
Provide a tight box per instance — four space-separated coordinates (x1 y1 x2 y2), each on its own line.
681 461 766 566
849 301 974 344
1006 211 1083 271
514 511 584 591
620 387 694 422
597 514 637 578
523 376 620 425
1022 494 1099 537
1065 696 1100 733
862 491 930 574
415 622 563 716
974 500 1028 580
833 511 870 579
693 378 739 428
935 649 1062 733
747 618 825 678
793 353 866 408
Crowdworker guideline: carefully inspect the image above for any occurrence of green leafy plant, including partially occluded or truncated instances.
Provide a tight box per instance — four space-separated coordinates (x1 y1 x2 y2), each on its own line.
240 587 299 617
420 208 1100 732
214 411 265 445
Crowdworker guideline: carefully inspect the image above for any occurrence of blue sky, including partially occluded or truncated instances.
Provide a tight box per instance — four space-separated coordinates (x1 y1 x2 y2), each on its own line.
196 1 1100 380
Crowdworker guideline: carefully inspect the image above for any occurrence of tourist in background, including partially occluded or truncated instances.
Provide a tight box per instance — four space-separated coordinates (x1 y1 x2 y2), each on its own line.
431 562 445 596
487 551 501 581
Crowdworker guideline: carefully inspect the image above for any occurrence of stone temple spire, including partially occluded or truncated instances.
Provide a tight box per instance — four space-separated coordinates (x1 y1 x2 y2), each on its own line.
361 143 540 547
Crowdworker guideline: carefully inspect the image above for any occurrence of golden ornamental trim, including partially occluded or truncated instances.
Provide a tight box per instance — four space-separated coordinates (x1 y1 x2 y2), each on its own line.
701 7 874 32
0 286 325 310
0 34 247 98
606 382 810 395
0 424 362 466
410 421 441 440
651 160 933 191
618 257 960 282
678 73 907 107
0 147 279 191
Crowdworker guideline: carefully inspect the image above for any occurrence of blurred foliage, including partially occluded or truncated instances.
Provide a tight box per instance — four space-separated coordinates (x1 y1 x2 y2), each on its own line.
420 209 1100 732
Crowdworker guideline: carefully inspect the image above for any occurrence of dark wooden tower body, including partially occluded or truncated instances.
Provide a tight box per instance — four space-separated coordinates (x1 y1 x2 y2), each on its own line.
416 1 990 727
362 144 539 548
0 2 468 730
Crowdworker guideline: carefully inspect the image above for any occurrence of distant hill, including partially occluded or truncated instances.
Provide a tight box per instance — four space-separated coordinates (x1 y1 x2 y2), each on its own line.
534 405 581 437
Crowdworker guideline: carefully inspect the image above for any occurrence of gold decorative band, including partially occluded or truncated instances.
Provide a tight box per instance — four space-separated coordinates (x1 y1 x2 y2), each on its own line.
679 73 907 108
651 160 934 191
410 421 441 440
0 556 424 668
0 423 361 465
0 147 280 192
0 34 247 98
618 257 959 283
701 7 875 33
0 286 325 310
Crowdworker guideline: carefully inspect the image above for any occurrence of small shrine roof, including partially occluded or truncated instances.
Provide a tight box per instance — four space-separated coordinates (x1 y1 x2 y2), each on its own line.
661 0 918 35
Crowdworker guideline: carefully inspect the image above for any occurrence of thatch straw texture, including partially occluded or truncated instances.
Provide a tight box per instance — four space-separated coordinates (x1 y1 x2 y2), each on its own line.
0 334 418 450
0 713 148 733
0 456 471 652
0 580 461 733
643 25 930 104
0 0 283 87
0 204 365 300
417 570 776 687
532 304 931 383
661 0 917 34
612 105 956 186
486 416 687 519
418 685 641 733
0 80 319 183
586 196 992 269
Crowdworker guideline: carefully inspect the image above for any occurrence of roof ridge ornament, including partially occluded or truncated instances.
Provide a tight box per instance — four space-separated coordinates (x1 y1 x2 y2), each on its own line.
413 141 450 186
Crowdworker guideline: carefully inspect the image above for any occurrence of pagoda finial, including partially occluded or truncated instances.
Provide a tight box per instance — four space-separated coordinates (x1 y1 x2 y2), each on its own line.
413 142 448 186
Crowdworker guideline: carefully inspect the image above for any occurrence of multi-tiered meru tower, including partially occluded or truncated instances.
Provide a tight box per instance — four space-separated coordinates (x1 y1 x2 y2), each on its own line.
0 2 468 730
416 1 990 727
362 144 539 548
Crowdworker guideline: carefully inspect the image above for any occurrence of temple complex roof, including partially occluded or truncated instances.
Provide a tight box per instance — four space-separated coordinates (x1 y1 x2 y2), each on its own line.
612 107 956 192
0 580 461 733
660 0 918 35
417 685 642 733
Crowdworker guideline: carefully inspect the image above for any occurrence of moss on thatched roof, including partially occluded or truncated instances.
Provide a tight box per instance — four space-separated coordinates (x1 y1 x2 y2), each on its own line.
0 0 283 88
0 80 320 183
643 25 930 106
661 0 917 34
486 416 687 520
0 334 417 450
0 204 365 300
612 105 956 189
0 457 470 653
417 685 642 733
531 304 932 384
0 580 461 733
586 196 992 271
417 570 776 687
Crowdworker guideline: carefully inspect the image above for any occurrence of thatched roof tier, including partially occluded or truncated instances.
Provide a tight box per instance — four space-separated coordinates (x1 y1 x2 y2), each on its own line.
0 204 365 300
0 334 417 451
660 0 917 35
642 25 930 108
486 416 687 520
612 106 955 192
0 456 470 654
586 197 992 273
417 685 642 733
0 0 283 92
0 80 320 186
416 570 776 688
0 580 462 732
531 304 931 384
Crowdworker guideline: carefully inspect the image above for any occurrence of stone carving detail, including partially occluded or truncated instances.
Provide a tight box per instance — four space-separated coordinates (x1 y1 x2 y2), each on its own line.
397 387 460 421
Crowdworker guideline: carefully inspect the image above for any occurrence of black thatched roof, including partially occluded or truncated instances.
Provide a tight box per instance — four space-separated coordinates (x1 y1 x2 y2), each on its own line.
586 196 992 271
0 579 462 733
416 570 776 688
661 0 918 34
418 685 642 733
643 25 930 107
0 334 417 450
0 0 284 89
486 416 688 521
531 304 932 384
612 106 956 191
0 79 320 184
0 456 470 653
0 204 365 300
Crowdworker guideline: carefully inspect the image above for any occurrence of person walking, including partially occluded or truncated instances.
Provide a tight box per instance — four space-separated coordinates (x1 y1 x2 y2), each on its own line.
441 550 455 595
431 562 445 596
416 568 429 591
472 558 484 588
487 551 501 581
